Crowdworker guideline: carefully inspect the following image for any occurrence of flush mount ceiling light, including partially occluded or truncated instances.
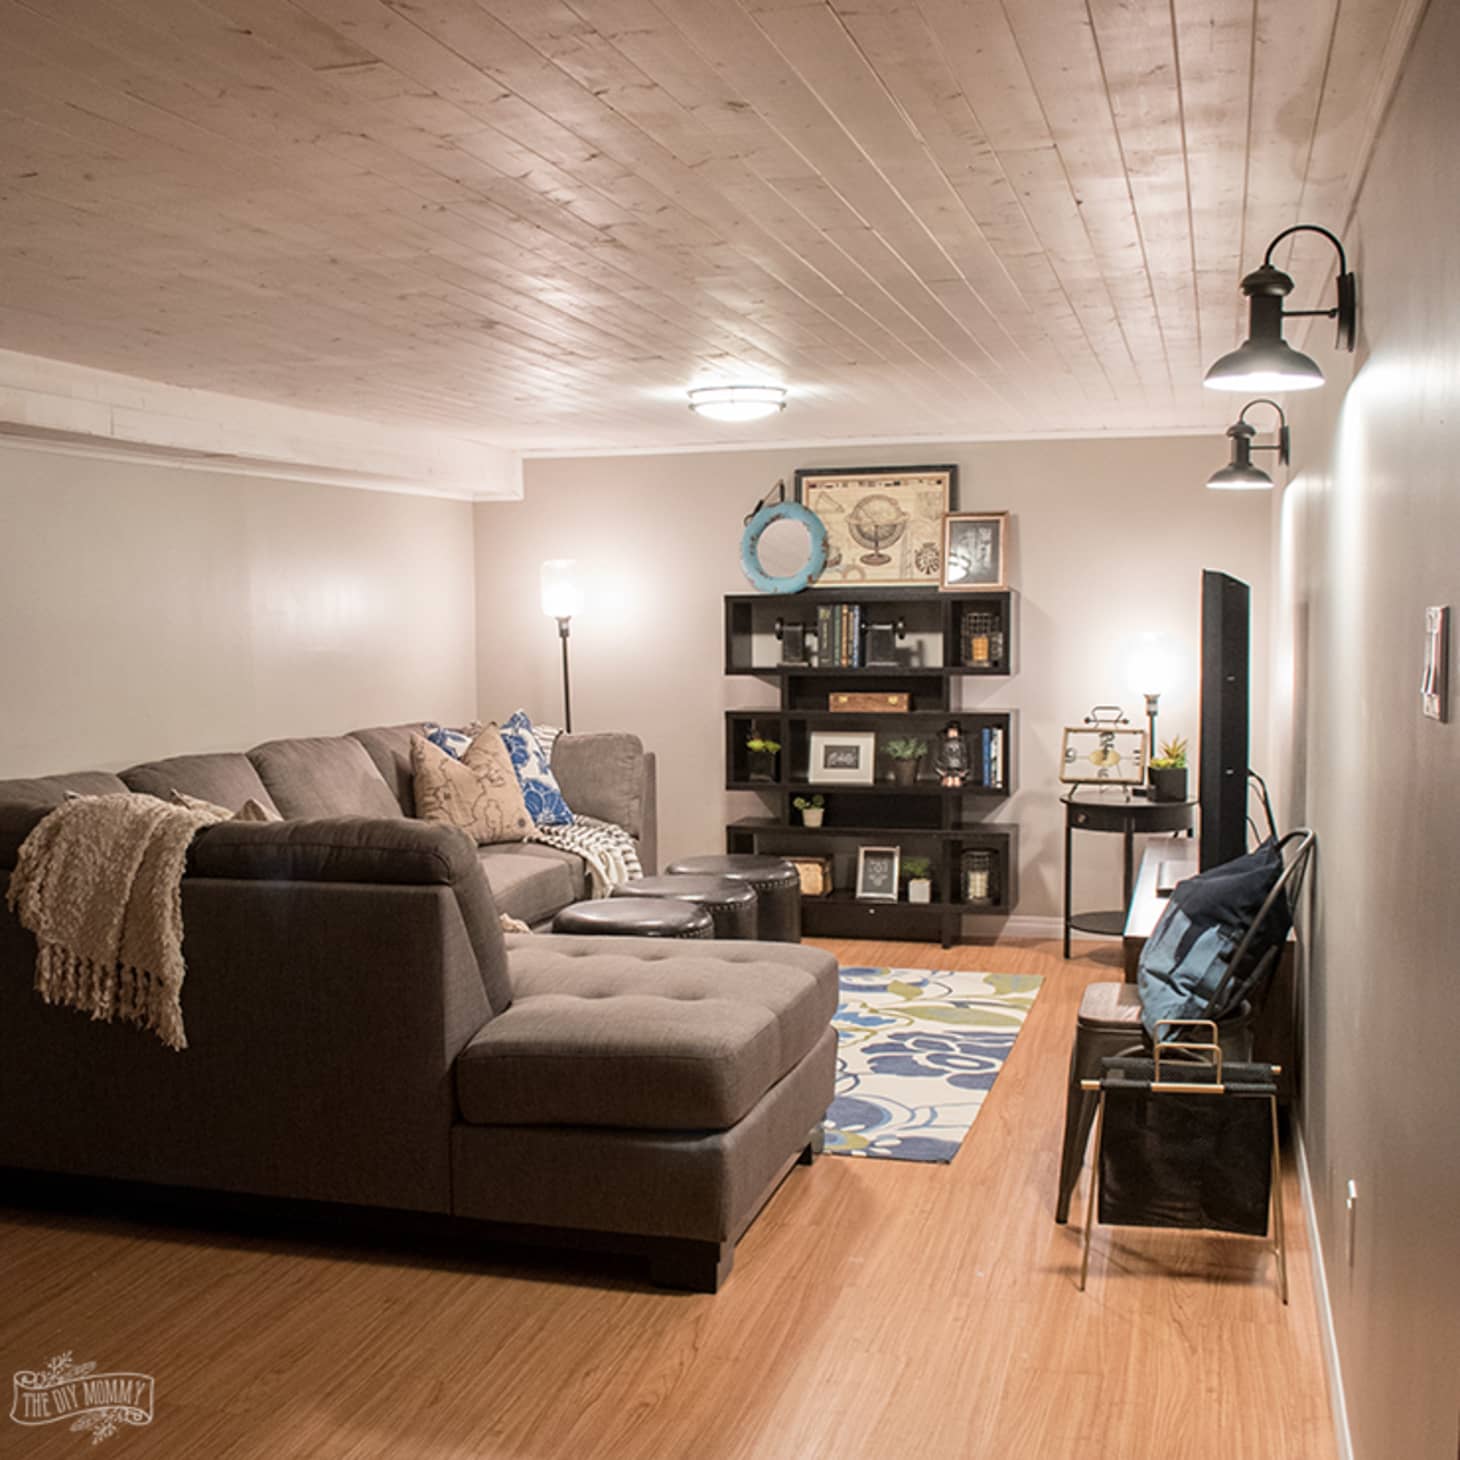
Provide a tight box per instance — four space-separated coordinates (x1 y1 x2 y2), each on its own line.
1204 224 1357 392
1206 399 1291 490
687 384 787 422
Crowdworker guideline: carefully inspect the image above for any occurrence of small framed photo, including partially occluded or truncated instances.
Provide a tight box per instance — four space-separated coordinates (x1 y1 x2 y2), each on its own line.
1059 726 1148 785
808 730 877 785
786 854 834 898
855 846 901 901
942 512 1008 591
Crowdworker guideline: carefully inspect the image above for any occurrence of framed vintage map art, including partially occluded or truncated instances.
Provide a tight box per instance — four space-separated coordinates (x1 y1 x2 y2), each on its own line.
1059 726 1149 785
794 465 954 587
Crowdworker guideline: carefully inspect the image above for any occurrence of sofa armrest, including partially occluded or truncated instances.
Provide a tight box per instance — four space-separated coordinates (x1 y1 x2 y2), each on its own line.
188 816 512 1015
639 752 657 875
0 873 492 1213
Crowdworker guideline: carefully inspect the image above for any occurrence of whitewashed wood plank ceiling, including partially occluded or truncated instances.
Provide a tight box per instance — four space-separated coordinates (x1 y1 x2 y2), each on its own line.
0 0 1422 452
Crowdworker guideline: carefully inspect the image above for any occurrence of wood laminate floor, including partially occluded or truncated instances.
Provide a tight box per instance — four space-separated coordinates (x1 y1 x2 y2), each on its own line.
0 938 1336 1460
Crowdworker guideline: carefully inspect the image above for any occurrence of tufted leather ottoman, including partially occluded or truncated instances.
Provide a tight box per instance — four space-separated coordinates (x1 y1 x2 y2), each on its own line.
611 874 757 939
552 897 714 939
665 854 803 942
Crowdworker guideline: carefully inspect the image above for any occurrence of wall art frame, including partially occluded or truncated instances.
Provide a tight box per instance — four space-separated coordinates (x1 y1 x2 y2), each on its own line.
855 845 901 901
808 729 877 785
942 511 1009 591
793 464 955 588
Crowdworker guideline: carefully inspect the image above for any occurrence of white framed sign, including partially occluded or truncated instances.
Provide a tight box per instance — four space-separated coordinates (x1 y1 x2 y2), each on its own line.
808 730 877 785
1059 726 1148 785
855 846 901 901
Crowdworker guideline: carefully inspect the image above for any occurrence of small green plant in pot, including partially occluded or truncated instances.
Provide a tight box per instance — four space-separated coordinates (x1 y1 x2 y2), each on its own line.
901 855 934 903
883 736 927 786
1148 736 1188 802
745 735 781 782
793 793 825 828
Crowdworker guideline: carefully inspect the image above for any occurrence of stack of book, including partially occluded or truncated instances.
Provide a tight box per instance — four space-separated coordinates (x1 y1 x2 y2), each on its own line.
815 603 864 667
977 726 1005 789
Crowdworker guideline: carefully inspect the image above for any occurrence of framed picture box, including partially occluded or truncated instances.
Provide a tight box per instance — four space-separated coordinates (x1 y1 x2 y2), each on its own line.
794 464 954 588
942 512 1009 591
855 846 901 901
808 730 877 784
1059 726 1149 786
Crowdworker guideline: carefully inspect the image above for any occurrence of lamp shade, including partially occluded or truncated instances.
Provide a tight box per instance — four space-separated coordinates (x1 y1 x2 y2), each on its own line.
1204 262 1327 392
687 384 787 422
1203 336 1325 393
1206 460 1275 490
1124 633 1183 699
540 559 582 620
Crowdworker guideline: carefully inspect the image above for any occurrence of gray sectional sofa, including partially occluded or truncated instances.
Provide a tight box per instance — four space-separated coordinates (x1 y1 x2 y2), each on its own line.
0 723 836 1290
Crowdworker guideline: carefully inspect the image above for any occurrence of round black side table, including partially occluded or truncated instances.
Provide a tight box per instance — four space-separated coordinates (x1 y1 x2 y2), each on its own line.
1062 792 1195 958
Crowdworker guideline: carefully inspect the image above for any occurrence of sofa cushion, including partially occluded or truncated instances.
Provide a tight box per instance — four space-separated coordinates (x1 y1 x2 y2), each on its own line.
0 771 130 808
550 733 646 838
0 774 132 869
476 848 581 925
412 733 531 846
122 753 281 818
249 736 403 821
347 723 427 815
454 939 838 1130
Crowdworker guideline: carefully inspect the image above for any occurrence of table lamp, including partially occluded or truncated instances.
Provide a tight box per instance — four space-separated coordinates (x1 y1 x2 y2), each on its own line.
1123 634 1183 789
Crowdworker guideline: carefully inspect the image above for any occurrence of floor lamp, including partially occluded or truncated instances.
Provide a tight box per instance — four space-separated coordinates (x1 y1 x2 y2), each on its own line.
540 560 582 733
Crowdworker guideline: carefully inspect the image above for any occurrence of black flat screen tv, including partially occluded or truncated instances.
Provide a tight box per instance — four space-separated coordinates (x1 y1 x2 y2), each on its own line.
1200 570 1250 870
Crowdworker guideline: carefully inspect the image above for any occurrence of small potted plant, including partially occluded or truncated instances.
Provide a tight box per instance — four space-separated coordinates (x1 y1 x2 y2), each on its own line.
883 736 927 787
745 734 781 782
902 855 934 904
793 793 825 828
1148 736 1189 802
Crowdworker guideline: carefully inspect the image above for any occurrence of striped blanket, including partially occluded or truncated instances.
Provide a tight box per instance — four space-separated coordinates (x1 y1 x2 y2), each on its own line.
529 815 643 898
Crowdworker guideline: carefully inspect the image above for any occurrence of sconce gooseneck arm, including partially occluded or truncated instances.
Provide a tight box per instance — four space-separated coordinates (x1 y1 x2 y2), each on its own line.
1237 398 1287 432
1263 224 1350 320
1233 398 1292 468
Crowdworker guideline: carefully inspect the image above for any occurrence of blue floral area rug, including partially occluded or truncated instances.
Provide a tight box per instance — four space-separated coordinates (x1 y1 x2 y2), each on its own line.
825 967 1043 1163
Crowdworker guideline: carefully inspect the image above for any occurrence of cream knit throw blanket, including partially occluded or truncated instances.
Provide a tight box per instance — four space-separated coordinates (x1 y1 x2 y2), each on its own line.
6 793 226 1050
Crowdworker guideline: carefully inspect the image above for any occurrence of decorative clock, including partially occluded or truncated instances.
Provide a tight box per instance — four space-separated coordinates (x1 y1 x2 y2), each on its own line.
1059 710 1148 786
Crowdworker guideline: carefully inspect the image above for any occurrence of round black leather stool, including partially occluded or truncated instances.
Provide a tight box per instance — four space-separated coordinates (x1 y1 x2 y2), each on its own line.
552 898 714 939
665 854 803 942
612 875 758 940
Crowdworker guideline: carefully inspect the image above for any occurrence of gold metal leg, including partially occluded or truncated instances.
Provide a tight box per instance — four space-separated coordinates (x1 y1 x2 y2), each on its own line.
1270 1096 1288 1305
1079 1093 1105 1292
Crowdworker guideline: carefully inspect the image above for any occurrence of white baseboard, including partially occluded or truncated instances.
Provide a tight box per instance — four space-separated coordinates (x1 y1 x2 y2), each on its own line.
1294 1121 1354 1460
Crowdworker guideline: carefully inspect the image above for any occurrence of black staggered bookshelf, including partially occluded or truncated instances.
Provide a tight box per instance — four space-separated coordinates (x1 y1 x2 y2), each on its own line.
723 587 1018 949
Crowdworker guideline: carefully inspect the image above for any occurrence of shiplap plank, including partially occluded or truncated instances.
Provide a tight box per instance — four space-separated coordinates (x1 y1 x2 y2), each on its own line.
0 0 1419 450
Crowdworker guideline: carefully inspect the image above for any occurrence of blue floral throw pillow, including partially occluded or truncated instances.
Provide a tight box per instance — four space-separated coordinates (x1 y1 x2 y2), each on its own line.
425 722 477 760
499 710 574 827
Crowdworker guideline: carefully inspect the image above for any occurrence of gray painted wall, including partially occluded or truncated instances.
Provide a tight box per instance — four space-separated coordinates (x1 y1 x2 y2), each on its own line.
0 443 478 775
475 435 1272 921
1275 3 1460 1454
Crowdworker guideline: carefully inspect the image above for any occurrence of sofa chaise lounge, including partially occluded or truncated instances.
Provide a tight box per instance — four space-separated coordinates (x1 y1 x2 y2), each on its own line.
0 724 837 1289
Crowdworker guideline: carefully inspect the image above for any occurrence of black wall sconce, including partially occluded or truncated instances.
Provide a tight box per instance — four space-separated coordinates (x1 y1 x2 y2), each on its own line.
1207 399 1290 490
1204 224 1356 392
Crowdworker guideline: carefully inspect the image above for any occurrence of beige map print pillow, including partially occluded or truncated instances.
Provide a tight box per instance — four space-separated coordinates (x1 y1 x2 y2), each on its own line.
411 731 531 846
